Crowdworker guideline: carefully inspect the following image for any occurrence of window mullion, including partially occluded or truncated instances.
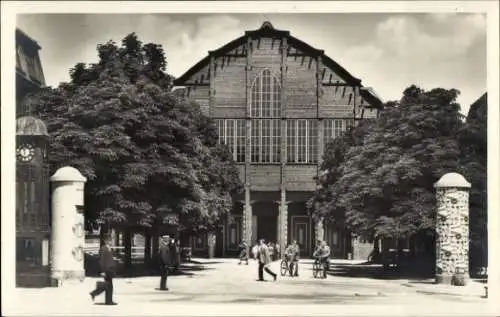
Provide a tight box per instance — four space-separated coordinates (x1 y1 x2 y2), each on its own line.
305 120 309 163
270 121 273 163
223 120 226 145
295 120 298 163
259 120 262 163
233 120 237 161
270 74 274 117
260 73 263 118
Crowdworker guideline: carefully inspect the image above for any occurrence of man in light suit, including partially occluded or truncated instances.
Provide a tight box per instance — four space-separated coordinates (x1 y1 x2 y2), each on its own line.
257 239 277 282
90 235 117 305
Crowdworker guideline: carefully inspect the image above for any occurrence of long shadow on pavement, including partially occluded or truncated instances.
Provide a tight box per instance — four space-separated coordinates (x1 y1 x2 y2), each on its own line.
86 262 215 278
328 262 433 281
148 292 384 304
188 260 225 265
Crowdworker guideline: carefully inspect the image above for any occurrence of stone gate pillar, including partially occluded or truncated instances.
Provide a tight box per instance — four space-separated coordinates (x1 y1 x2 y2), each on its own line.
50 166 87 286
434 172 471 285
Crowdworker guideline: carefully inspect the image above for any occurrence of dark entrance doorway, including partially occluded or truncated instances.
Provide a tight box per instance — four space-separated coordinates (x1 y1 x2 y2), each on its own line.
253 201 278 244
257 215 277 243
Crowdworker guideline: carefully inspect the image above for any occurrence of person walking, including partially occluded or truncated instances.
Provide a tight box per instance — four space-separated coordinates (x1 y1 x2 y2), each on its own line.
257 239 277 282
238 241 249 265
158 235 173 291
90 235 117 305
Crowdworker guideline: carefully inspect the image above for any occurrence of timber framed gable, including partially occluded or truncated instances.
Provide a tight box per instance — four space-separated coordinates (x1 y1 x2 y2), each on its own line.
174 21 382 113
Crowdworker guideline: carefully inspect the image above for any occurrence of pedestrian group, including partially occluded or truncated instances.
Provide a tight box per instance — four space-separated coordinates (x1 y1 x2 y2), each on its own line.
89 234 331 305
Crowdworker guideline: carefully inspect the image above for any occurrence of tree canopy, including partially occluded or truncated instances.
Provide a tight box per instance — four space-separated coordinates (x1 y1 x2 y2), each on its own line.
459 93 487 267
24 33 243 235
312 86 465 240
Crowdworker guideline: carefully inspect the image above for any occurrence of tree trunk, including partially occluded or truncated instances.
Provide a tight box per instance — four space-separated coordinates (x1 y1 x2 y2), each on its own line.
144 231 151 265
99 223 111 246
371 238 380 263
124 229 132 274
152 234 159 265
207 232 216 258
114 229 120 247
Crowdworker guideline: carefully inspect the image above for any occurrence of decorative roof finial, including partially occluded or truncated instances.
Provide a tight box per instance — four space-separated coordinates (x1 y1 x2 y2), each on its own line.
260 21 274 30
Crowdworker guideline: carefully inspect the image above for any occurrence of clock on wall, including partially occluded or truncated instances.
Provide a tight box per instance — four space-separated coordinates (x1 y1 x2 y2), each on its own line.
16 143 35 162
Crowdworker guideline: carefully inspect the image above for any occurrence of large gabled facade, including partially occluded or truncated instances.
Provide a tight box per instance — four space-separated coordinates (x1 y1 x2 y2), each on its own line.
174 22 383 258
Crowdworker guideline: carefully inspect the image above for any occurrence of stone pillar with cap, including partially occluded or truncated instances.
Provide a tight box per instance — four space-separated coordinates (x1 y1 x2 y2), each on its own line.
50 166 87 286
434 172 471 285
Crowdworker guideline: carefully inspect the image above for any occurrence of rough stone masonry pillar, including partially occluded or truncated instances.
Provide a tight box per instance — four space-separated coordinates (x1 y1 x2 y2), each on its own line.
50 166 87 286
434 172 471 285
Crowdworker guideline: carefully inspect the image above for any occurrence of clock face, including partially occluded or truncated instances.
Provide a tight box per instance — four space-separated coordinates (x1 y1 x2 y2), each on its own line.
16 144 35 162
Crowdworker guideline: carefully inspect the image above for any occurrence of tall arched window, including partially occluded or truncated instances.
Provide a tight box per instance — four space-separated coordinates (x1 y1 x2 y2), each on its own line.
251 69 281 117
250 69 281 163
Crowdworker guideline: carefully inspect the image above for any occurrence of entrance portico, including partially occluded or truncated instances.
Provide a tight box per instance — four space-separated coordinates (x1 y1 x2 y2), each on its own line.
238 190 317 256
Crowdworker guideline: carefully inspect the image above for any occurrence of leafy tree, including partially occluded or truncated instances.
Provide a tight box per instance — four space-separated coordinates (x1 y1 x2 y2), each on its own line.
23 33 242 268
309 118 375 228
313 86 464 242
459 93 487 269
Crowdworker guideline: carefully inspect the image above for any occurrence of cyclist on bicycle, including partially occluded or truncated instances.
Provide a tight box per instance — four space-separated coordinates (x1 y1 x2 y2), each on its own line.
284 240 300 277
313 240 330 277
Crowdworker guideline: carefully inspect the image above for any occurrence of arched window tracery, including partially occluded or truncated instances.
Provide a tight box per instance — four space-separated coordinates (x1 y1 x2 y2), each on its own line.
251 69 281 118
250 69 281 163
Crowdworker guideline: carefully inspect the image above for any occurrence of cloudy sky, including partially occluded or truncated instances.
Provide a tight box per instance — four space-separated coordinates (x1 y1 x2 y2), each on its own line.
17 13 486 115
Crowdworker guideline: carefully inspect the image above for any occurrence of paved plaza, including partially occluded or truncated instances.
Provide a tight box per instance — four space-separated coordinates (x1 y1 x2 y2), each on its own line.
4 258 496 316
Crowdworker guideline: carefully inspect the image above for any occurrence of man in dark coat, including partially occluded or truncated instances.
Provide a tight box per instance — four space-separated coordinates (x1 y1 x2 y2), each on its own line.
158 235 173 291
90 235 117 305
257 239 277 282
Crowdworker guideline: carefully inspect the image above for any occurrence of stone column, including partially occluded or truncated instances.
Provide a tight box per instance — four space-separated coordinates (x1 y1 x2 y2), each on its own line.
278 199 290 253
315 217 325 243
50 166 87 286
434 172 471 285
242 187 253 244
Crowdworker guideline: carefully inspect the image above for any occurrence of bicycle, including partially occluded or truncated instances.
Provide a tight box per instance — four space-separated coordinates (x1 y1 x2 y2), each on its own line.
312 258 328 279
280 258 289 276
280 255 299 277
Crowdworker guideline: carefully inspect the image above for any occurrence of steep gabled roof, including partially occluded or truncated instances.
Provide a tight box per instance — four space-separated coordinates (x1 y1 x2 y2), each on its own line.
16 28 42 51
173 21 382 108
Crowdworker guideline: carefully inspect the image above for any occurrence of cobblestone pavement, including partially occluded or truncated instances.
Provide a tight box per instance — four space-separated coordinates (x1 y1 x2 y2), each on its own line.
3 258 497 316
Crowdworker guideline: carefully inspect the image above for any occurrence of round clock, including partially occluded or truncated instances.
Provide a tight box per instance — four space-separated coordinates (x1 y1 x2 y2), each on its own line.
16 143 35 162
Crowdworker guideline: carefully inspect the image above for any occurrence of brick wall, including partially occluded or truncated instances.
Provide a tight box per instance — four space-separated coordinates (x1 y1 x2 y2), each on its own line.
284 165 317 191
286 56 317 117
250 165 281 190
188 86 210 115
213 56 246 110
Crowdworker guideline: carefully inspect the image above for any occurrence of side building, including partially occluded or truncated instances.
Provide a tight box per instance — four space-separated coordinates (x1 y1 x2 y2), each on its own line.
173 22 383 259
